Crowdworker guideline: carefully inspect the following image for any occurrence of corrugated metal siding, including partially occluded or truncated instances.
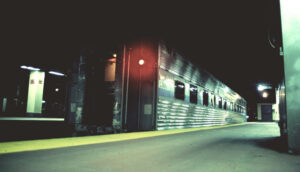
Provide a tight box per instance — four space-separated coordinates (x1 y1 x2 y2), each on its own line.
158 42 246 106
156 42 247 130
156 96 245 130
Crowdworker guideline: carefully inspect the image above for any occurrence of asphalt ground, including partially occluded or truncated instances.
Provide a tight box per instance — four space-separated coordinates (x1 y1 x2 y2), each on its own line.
0 122 299 172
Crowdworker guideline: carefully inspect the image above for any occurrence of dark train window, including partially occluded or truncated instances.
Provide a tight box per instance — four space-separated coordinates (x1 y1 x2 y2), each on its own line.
203 91 209 106
175 81 185 100
190 85 198 104
224 101 227 110
218 97 222 109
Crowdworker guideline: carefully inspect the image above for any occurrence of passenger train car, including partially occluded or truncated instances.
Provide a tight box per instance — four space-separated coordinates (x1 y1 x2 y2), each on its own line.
100 39 247 132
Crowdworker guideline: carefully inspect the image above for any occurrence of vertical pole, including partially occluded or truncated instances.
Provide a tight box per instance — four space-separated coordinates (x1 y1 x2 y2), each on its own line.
137 66 142 130
124 48 131 130
120 44 126 130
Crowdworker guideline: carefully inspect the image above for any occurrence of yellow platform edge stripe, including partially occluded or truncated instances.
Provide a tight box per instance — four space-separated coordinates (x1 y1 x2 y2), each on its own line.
0 123 248 154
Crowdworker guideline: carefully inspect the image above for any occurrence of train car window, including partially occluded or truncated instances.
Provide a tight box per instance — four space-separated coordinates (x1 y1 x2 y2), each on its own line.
218 97 222 109
224 101 227 110
203 91 209 106
189 84 198 104
175 81 185 100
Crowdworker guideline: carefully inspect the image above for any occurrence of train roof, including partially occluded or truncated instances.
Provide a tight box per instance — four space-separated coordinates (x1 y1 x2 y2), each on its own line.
158 41 246 106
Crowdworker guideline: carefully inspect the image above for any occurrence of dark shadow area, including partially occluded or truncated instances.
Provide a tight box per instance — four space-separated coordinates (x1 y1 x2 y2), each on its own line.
0 121 74 142
254 136 289 154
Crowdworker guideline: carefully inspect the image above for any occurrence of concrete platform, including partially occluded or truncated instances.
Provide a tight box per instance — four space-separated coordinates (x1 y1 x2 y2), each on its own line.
0 122 299 172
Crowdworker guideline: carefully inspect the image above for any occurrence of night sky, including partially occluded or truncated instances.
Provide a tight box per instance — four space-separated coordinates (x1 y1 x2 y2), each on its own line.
2 1 283 113
79 0 283 107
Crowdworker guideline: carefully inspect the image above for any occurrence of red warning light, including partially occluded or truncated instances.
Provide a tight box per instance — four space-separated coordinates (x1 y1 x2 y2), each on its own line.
138 59 145 66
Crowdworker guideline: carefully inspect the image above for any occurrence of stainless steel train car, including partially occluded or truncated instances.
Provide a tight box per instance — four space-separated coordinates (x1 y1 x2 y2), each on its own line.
155 43 247 130
81 39 248 132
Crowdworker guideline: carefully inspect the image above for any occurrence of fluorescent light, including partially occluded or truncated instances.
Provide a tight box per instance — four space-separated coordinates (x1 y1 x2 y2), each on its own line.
27 66 40 71
20 65 40 71
257 84 272 91
49 71 65 76
257 85 266 91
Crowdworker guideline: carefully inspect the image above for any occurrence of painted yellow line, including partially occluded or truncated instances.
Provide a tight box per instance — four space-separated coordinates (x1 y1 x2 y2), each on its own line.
0 123 247 154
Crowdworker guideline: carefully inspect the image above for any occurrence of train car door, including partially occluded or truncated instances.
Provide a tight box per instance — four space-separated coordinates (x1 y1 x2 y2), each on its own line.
122 41 158 131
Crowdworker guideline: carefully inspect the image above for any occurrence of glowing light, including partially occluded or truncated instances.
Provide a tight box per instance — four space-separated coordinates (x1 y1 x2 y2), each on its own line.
49 71 65 76
20 65 40 71
257 84 272 91
107 58 116 63
55 88 59 92
257 85 266 91
113 53 117 58
139 59 145 65
262 91 268 98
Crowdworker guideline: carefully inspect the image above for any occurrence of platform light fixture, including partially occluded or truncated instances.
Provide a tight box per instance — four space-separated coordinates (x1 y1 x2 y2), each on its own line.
49 71 65 76
262 91 269 98
257 84 272 91
20 65 40 71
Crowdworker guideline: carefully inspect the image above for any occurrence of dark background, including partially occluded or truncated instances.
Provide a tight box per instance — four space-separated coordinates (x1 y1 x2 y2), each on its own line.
2 1 283 119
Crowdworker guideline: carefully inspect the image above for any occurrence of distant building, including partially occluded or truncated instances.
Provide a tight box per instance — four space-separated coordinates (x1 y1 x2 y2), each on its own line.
257 103 279 122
